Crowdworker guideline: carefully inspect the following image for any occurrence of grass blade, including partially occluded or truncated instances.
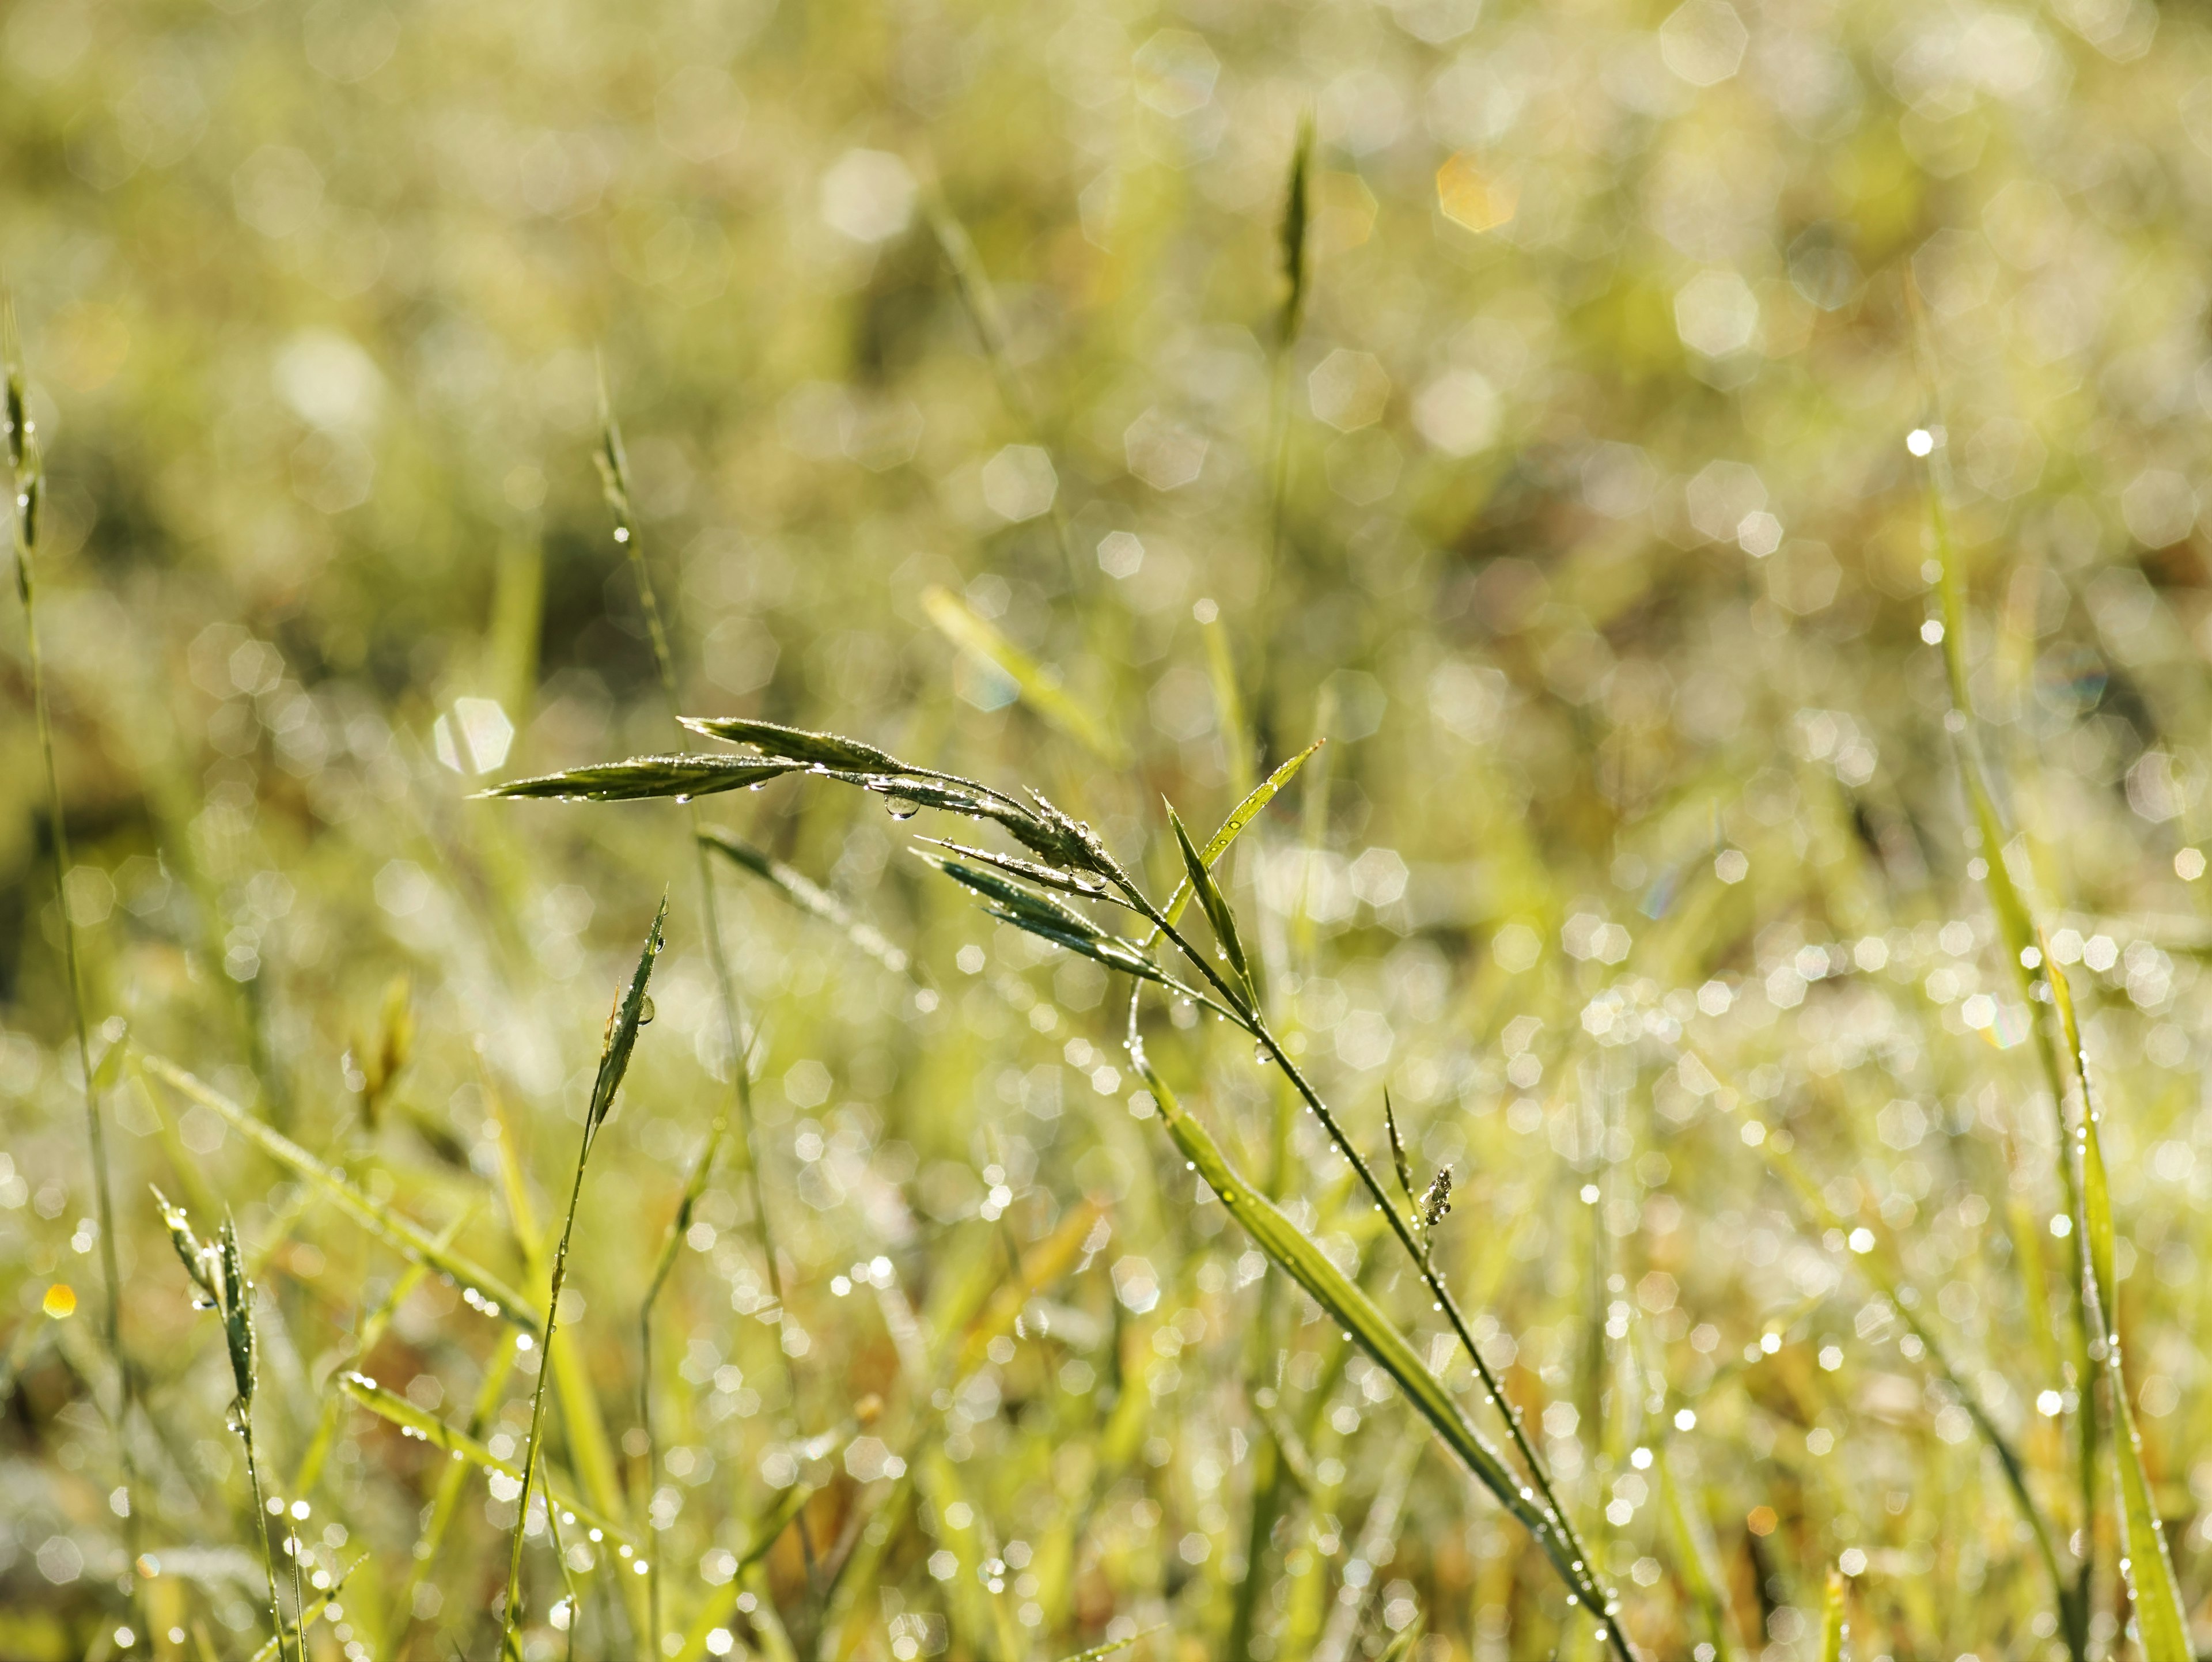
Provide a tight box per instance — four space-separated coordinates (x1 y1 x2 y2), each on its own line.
922 585 1126 762
2047 957 2191 1661
478 756 803 802
1166 802 1252 1005
699 828 912 974
1157 741 1322 930
1128 1048 1615 1633
502 898 666 1653
337 1371 637 1547
139 1055 541 1330
244 1557 363 1662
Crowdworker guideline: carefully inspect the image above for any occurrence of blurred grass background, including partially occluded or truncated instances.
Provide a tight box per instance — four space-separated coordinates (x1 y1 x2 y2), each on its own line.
9 0 2212 1657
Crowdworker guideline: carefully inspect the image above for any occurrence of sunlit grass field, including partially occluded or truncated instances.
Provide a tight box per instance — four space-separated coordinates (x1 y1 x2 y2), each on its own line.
9 1 2212 1659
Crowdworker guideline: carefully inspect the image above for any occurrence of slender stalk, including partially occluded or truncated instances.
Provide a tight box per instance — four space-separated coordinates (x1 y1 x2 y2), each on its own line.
639 1126 723 1654
6 303 139 1612
502 1119 598 1651
1908 285 2095 1657
1115 881 1630 1658
595 396 789 1336
502 900 662 1656
239 1411 296 1662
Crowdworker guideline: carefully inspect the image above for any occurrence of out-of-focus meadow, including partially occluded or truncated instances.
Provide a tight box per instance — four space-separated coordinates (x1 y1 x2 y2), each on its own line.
9 0 2212 1658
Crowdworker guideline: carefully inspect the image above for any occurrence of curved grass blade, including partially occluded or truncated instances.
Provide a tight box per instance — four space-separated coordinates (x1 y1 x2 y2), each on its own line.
1157 741 1322 930
1167 803 1252 1005
2047 956 2191 1662
922 585 1126 763
914 837 1119 906
700 828 912 974
1128 1048 1613 1630
922 851 1222 1010
295 1210 471 1498
139 1055 541 1331
478 755 803 803
336 1372 636 1549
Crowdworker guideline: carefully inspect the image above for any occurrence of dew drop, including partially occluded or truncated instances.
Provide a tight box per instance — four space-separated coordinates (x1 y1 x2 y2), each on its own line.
885 796 921 821
639 997 656 1025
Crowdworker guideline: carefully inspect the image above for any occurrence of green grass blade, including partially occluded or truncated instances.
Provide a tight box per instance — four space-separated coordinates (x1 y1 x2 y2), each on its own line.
244 1557 363 1662
699 828 912 974
2047 961 2192 1661
139 1055 541 1331
1166 802 1252 1002
923 585 1127 763
1158 741 1322 929
336 1372 637 1548
1129 1048 1608 1623
1820 1565 1846 1662
478 755 803 802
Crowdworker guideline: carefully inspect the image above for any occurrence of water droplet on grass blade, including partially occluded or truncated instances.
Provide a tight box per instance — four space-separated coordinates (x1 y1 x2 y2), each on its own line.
885 796 920 820
639 997 655 1024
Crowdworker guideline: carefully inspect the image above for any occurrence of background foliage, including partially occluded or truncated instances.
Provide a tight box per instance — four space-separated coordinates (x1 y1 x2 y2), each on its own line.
7 0 2212 1657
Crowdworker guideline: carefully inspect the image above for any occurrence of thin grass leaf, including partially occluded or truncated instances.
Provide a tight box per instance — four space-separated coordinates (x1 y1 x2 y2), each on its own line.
915 835 1119 903
243 1557 363 1662
395 1333 518 1644
1382 1090 1414 1209
1158 741 1323 930
1374 1623 1422 1662
1128 1048 1612 1628
1820 1565 1846 1662
139 1055 541 1330
917 850 1185 993
478 755 803 803
336 1371 637 1548
922 585 1126 763
1167 802 1252 1005
2047 957 2191 1662
1050 1626 1167 1662
700 829 912 973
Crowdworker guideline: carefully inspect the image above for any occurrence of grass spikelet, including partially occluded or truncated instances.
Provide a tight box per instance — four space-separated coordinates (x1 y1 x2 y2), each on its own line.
501 897 665 1652
479 755 804 802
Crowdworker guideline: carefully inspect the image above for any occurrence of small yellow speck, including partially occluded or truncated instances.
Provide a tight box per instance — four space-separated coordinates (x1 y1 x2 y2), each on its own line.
43 1283 78 1319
